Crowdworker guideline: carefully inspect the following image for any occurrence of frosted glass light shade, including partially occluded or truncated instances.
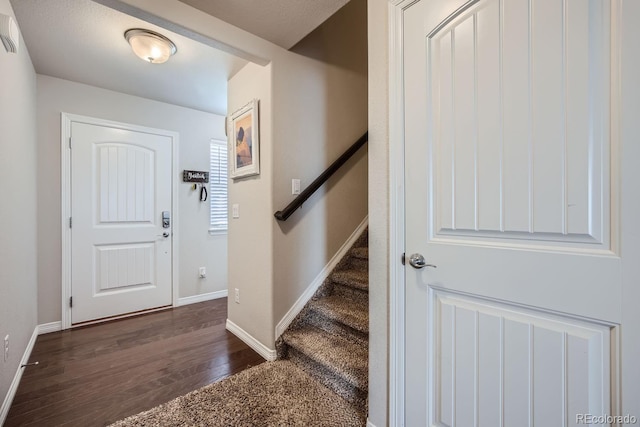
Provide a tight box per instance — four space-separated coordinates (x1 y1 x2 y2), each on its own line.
0 14 19 54
124 29 176 64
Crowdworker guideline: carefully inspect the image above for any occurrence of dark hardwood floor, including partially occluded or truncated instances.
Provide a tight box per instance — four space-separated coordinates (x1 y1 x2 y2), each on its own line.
5 298 265 427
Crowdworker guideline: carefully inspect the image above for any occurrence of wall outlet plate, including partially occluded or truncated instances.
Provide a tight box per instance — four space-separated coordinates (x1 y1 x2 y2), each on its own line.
199 267 206 278
4 335 8 362
234 288 240 304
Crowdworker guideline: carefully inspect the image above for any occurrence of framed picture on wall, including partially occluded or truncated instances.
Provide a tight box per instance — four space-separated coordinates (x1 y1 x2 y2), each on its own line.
228 99 260 179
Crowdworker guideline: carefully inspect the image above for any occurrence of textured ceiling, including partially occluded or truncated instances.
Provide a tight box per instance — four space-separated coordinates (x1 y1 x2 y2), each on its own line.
11 0 248 115
178 0 350 49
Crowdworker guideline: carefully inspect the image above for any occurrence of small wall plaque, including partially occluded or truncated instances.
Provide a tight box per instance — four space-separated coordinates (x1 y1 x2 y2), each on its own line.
183 170 209 183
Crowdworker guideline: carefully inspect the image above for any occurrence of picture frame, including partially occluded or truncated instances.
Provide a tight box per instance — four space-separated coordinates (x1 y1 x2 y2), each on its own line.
228 99 260 179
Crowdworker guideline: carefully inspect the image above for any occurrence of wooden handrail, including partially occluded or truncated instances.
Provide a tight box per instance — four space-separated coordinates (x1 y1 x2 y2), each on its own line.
274 132 368 221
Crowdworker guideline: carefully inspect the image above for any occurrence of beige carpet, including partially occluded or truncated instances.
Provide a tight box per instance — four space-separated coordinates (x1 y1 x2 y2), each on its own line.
110 360 365 427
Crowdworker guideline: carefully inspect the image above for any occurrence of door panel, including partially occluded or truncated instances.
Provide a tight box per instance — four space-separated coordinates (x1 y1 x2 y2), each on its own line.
427 0 609 248
95 243 154 292
98 144 154 223
402 0 624 425
71 121 172 324
430 289 610 426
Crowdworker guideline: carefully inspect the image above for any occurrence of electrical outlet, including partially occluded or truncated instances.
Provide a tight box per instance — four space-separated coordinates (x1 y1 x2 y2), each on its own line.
234 288 240 304
199 267 206 278
4 335 8 362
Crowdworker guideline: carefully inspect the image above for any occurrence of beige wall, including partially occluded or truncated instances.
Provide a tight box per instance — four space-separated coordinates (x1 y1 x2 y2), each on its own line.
368 0 390 425
226 62 274 346
227 1 368 351
271 0 369 337
0 0 38 411
36 75 228 324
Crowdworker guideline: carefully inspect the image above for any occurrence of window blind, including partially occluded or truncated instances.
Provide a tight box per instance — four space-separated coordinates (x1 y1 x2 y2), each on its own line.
209 140 228 232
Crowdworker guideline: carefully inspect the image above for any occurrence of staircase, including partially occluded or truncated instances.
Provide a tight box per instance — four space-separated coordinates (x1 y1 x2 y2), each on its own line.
276 230 369 417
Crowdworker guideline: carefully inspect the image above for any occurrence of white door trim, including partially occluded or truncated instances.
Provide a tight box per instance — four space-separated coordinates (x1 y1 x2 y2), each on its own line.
61 113 180 329
388 1 412 425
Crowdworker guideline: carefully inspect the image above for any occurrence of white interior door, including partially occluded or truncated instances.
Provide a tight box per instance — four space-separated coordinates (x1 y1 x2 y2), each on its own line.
401 0 638 425
71 120 173 324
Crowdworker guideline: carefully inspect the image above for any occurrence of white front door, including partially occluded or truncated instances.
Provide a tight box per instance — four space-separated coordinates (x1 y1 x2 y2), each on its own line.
401 0 639 425
70 119 173 324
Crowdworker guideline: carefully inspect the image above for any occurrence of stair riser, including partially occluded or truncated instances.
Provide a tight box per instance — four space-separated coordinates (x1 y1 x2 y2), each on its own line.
305 310 369 344
308 297 369 335
345 257 368 272
332 283 368 304
332 277 368 293
288 348 368 409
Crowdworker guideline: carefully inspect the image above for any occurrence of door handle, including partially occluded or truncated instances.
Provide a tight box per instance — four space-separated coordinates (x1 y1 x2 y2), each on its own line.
157 232 170 238
408 253 437 269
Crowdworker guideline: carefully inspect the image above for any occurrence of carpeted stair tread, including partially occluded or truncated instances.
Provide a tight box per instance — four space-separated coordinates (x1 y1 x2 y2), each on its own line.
282 326 368 390
331 269 368 291
309 295 369 334
351 247 368 260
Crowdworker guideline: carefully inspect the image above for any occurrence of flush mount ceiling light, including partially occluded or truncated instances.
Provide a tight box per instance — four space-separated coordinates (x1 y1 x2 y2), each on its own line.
0 14 19 54
124 28 176 64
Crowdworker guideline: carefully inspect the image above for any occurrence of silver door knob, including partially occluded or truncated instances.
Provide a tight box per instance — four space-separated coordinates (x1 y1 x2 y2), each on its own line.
409 253 437 269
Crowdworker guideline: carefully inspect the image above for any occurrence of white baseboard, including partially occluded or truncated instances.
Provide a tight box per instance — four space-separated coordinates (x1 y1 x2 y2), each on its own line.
275 216 369 338
35 292 228 334
176 289 228 307
0 326 38 425
38 321 62 335
226 319 277 361
366 420 377 427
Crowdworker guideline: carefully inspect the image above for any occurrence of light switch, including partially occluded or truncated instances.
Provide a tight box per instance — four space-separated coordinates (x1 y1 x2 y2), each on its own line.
232 204 239 218
292 179 301 195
